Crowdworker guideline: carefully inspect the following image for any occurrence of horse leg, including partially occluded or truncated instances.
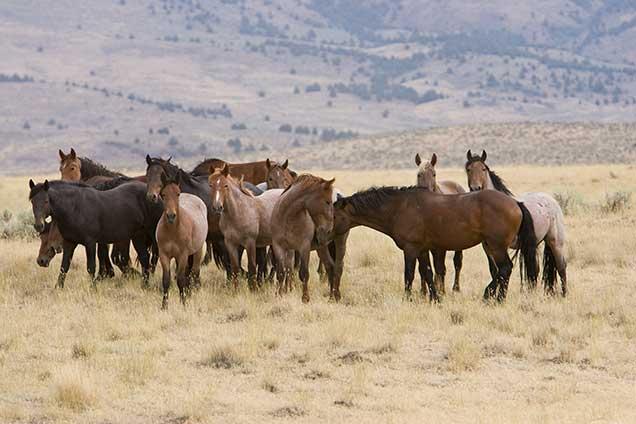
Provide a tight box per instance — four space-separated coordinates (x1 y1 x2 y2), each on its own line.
85 243 97 285
97 243 114 279
403 251 417 301
482 244 499 301
417 251 434 301
493 251 513 303
160 254 171 309
57 241 77 288
256 247 267 287
316 245 336 300
132 237 151 288
150 242 159 274
432 249 447 296
227 242 241 291
190 248 204 289
176 254 191 307
267 247 277 283
272 244 287 296
298 248 311 303
331 233 349 302
246 240 257 291
546 237 568 297
452 250 463 292
202 241 213 266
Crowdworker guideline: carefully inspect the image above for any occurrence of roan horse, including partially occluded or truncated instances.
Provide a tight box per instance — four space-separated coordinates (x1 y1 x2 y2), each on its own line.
415 153 466 294
208 164 283 289
29 180 162 288
156 173 208 309
333 186 539 302
270 174 338 303
465 150 567 296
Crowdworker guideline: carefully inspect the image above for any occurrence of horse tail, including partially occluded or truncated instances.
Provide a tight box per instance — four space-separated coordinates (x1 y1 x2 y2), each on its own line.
516 202 539 285
542 243 558 293
211 240 228 270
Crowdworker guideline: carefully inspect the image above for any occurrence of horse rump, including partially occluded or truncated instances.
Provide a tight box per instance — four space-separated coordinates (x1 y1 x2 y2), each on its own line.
516 202 539 286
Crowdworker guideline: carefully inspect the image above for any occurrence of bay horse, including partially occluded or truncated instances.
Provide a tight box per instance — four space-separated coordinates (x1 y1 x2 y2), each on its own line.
156 173 208 308
333 186 539 302
29 180 162 288
191 157 296 185
465 150 568 296
208 164 283 289
36 221 63 268
264 159 295 189
270 174 340 303
415 153 467 295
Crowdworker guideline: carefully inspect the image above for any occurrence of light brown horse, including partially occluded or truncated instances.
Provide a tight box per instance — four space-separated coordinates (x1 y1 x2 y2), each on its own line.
415 153 467 294
156 173 208 309
208 164 283 289
36 221 63 267
465 150 568 296
270 174 337 303
265 159 295 189
333 186 539 302
192 157 296 185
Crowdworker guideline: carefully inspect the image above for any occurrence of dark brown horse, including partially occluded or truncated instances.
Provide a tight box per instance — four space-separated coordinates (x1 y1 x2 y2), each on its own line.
191 158 295 185
333 186 539 302
36 221 63 267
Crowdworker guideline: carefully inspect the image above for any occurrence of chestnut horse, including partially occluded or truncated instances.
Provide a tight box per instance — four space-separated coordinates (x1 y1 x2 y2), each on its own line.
465 150 567 296
156 174 208 308
415 153 467 295
36 221 63 268
270 174 338 303
264 159 295 189
333 186 539 302
208 164 283 289
192 157 296 185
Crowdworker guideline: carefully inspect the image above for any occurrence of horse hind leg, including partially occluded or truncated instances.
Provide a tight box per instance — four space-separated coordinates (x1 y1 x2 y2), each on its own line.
432 250 447 296
403 252 417 301
417 251 436 302
452 250 463 292
545 238 567 297
190 248 204 290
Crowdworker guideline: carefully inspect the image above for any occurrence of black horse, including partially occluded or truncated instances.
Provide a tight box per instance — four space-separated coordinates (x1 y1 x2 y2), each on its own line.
29 179 162 288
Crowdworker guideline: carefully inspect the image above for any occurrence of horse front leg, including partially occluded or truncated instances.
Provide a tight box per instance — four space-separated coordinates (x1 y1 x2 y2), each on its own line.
176 253 191 307
403 251 417 301
246 240 257 291
417 251 434 300
316 244 336 301
331 233 349 302
132 236 151 289
452 250 463 292
226 241 241 291
298 248 311 303
432 249 447 296
57 241 77 288
159 254 171 309
97 243 115 279
85 243 97 285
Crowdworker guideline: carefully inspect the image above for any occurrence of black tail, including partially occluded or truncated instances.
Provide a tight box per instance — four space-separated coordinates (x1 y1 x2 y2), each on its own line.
211 239 228 270
542 244 558 294
517 202 539 285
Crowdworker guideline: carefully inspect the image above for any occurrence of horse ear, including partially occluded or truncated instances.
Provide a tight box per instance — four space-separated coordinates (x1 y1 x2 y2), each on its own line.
266 158 271 169
222 164 230 176
466 150 472 161
43 180 50 191
146 154 152 166
167 156 172 163
58 149 66 161
415 153 421 166
70 148 76 159
282 159 288 169
431 153 437 167
324 178 335 188
29 179 36 190
481 150 487 162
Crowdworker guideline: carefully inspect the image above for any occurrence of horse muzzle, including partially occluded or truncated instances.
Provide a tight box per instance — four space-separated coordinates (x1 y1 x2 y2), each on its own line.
37 256 51 267
166 213 177 224
315 228 331 246
470 186 482 192
147 193 160 203
212 205 224 213
34 222 45 233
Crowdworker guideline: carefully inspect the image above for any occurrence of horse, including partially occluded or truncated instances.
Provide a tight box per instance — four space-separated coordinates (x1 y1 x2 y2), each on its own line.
29 180 162 288
270 174 340 303
58 148 146 276
414 153 467 295
156 173 208 308
465 150 568 296
333 186 539 303
191 157 296 185
36 221 63 268
208 164 283 289
264 159 295 189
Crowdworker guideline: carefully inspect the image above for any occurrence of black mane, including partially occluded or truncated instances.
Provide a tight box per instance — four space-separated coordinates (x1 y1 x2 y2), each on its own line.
28 180 91 200
79 157 126 180
465 156 514 196
336 186 425 214
93 176 133 191
190 157 225 176
147 157 199 186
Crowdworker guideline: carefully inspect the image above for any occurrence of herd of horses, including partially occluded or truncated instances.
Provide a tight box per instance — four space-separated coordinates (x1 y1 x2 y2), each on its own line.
28 148 568 308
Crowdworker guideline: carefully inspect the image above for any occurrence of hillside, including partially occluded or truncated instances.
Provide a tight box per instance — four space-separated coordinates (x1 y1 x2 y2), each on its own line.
1 0 636 173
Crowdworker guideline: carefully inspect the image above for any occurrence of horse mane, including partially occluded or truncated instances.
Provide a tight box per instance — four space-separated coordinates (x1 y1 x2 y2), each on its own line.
282 174 326 194
191 157 225 176
465 156 514 196
148 157 198 186
28 180 91 200
336 186 424 214
79 157 126 180
93 176 133 191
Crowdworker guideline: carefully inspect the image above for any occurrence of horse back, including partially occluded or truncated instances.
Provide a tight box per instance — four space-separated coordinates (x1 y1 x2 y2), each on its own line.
438 180 466 195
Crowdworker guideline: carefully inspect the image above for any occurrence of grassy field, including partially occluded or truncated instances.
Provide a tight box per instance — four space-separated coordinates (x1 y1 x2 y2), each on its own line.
1 165 636 423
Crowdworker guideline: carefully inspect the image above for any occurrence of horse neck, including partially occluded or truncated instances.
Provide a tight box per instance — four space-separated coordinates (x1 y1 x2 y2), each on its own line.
346 201 394 235
485 170 498 192
279 186 311 221
48 187 79 228
224 183 253 218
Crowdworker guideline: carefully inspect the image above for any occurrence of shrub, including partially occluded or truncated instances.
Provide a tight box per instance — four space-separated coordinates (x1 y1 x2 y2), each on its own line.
601 191 632 214
0 210 36 239
553 191 585 216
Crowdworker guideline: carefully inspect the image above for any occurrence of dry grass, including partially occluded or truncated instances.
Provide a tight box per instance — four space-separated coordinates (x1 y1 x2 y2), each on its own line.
1 165 636 423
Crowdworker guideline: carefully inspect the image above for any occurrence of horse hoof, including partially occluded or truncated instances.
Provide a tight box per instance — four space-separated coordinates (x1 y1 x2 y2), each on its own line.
302 294 310 303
